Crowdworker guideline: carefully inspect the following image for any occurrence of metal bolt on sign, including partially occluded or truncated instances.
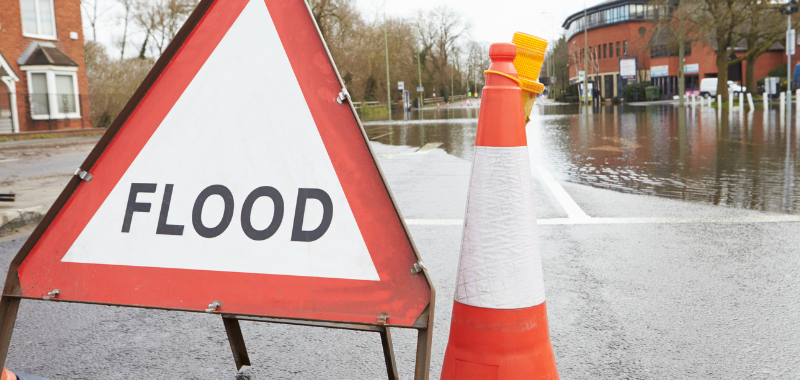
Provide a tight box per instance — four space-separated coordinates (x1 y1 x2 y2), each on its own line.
73 168 92 182
205 301 222 313
43 289 59 300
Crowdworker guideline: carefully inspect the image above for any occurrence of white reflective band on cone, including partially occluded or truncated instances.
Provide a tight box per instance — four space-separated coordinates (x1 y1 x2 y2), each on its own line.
455 146 546 309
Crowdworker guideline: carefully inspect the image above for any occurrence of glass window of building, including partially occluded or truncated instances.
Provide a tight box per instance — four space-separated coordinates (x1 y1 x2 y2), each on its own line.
19 0 56 39
624 41 628 55
616 42 620 57
603 44 607 58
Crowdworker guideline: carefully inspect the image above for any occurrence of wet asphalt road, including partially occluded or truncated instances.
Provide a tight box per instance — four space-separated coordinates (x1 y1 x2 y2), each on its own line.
1 128 799 379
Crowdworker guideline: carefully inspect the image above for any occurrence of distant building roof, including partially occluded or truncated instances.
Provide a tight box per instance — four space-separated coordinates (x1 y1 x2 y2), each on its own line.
562 0 652 29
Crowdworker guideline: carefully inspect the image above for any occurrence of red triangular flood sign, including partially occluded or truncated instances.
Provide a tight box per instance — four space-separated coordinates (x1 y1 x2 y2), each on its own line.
17 0 430 326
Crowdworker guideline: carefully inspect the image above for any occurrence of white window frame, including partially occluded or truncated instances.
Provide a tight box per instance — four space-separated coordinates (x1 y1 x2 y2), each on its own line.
20 0 58 40
22 66 80 120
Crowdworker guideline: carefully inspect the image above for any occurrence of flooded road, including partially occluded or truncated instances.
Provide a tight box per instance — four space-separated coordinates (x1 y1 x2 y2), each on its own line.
362 103 800 214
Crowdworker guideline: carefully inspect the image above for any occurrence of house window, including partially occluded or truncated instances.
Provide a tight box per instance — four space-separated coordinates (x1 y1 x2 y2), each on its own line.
624 41 628 56
603 44 607 58
26 70 80 119
609 43 614 58
616 42 620 57
20 0 56 39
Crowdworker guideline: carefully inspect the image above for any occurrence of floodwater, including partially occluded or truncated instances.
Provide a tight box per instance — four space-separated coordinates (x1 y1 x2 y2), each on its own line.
362 102 800 214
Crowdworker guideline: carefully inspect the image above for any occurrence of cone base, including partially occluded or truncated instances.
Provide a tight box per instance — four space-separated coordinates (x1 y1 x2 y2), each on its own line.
440 302 558 380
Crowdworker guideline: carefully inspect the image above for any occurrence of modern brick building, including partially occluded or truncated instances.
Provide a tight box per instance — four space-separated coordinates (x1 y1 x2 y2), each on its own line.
0 0 90 133
562 0 797 100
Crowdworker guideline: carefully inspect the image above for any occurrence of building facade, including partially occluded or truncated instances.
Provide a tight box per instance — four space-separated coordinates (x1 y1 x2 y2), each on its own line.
562 0 796 100
0 0 90 133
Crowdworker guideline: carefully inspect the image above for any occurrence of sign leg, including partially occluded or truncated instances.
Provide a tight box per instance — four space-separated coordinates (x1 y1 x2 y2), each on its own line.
222 316 250 370
379 327 399 380
0 296 20 370
413 302 434 380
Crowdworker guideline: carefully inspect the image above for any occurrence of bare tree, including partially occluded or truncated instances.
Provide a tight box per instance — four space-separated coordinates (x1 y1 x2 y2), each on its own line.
415 6 471 98
133 0 194 59
81 0 112 41
678 0 752 100
736 0 786 94
116 0 134 59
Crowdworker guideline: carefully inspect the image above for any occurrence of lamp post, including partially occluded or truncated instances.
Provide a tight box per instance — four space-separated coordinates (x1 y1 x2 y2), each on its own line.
541 11 556 97
417 49 423 109
678 0 685 107
780 0 798 116
583 0 588 108
383 0 391 120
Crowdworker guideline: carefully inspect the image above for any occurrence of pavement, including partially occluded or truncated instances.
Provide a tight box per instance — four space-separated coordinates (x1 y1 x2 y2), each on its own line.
0 131 799 378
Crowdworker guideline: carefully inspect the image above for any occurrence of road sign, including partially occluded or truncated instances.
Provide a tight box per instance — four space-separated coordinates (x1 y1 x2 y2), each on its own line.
578 70 585 82
619 58 637 80
417 86 424 92
398 81 405 90
0 0 434 377
788 29 796 56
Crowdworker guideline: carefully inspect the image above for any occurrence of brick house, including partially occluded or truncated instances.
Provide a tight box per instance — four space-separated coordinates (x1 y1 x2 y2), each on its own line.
0 0 91 133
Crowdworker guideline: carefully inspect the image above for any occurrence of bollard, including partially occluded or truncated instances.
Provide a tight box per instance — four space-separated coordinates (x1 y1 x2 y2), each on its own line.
717 95 722 117
763 93 768 110
739 92 744 109
796 89 800 108
747 93 754 111
440 41 559 380
692 94 696 107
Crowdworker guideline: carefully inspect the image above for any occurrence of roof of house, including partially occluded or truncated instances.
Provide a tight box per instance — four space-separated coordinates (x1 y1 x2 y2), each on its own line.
21 46 78 66
17 41 78 67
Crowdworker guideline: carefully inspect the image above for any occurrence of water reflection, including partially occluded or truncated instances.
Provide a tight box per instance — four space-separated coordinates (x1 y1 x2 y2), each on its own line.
363 103 800 214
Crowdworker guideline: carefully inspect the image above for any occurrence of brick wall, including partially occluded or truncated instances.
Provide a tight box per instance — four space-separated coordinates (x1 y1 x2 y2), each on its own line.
567 19 800 92
0 0 91 131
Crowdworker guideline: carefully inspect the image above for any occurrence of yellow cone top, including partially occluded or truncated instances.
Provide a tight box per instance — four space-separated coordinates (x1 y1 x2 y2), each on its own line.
512 32 547 94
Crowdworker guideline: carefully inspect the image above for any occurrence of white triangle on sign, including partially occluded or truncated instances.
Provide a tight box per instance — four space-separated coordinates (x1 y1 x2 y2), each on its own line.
61 0 380 281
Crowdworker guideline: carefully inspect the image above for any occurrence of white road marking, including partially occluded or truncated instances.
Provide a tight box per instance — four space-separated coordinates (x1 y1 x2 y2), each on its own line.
405 215 800 226
536 165 589 219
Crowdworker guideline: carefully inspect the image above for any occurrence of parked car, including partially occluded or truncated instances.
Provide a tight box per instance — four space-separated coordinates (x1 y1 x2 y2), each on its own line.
699 78 746 97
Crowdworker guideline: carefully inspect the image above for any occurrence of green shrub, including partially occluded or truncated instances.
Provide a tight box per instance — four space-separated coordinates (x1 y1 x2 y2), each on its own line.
623 82 649 102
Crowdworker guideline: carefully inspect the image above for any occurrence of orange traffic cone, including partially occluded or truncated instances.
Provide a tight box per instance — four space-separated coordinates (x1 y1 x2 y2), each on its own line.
1 368 15 380
440 42 558 380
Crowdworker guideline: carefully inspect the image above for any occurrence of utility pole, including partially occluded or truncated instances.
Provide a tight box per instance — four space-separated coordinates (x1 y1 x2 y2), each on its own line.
678 0 685 107
417 50 423 108
781 0 798 116
384 0 391 120
450 64 454 101
583 0 588 107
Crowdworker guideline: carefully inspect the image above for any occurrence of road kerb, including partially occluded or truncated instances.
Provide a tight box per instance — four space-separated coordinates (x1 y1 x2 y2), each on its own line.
0 205 49 231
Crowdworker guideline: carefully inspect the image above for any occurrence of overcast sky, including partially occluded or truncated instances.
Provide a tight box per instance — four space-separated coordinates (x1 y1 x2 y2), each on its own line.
357 0 608 47
84 0 609 58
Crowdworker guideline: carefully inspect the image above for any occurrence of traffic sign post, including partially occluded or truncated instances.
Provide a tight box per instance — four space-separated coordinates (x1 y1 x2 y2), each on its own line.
0 0 435 378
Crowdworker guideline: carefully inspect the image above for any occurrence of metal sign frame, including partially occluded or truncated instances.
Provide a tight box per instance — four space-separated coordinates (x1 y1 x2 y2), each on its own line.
0 0 435 379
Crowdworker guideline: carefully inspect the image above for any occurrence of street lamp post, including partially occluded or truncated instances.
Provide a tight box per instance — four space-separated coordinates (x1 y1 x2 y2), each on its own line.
678 0 685 107
583 0 588 108
383 0 391 120
417 49 423 108
780 0 798 115
541 11 556 97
